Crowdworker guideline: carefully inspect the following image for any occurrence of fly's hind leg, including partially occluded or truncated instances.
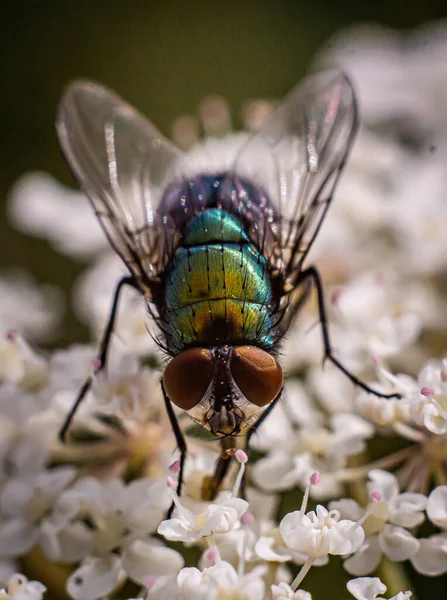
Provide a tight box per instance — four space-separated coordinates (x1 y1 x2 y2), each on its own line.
58 275 137 442
297 266 400 399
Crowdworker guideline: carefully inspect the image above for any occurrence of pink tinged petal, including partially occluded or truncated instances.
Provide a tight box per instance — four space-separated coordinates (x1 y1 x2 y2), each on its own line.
122 539 184 584
0 519 40 556
347 576 387 600
411 534 447 576
378 525 419 561
427 486 447 528
67 556 122 600
344 536 382 576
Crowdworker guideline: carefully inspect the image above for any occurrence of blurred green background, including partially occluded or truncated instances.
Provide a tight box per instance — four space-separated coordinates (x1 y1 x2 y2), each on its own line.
1 0 447 345
2 2 447 598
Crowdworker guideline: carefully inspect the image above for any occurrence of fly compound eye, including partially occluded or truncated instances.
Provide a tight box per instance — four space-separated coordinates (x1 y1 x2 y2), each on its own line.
163 348 214 410
230 346 283 407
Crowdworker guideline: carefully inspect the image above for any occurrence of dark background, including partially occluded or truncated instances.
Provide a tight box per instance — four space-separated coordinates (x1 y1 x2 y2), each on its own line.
2 0 447 345
1 2 447 598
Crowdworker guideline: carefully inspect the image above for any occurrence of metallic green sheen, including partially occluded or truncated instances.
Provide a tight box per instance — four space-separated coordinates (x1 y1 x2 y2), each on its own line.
185 208 249 245
165 208 274 352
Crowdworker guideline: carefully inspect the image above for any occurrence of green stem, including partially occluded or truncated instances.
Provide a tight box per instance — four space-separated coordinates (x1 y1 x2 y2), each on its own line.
377 558 417 600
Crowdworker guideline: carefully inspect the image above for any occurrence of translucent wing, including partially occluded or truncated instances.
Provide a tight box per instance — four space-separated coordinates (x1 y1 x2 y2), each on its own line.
57 81 185 296
224 70 358 285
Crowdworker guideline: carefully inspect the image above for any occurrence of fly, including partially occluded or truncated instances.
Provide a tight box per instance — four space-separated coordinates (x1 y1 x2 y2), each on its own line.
56 71 399 509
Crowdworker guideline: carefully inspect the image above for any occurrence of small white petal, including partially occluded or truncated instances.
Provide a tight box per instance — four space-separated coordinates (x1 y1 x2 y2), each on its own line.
0 520 39 557
378 525 419 561
122 539 184 584
344 536 382 576
389 493 427 528
347 576 387 600
411 534 447 576
427 486 447 528
67 556 122 600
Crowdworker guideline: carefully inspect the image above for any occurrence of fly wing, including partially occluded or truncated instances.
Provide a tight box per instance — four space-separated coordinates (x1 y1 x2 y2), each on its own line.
57 80 185 296
225 70 358 285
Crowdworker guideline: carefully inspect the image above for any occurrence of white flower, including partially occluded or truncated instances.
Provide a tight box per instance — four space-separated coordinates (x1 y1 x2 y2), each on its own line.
406 359 447 435
329 272 422 362
317 22 447 131
411 532 447 576
410 486 447 576
8 172 106 260
158 489 248 544
41 476 183 599
347 576 411 600
0 333 48 390
0 442 75 557
0 275 63 343
177 561 266 600
280 504 364 559
0 343 95 427
426 485 447 528
252 406 372 500
0 573 46 600
332 470 426 575
73 254 159 357
271 582 312 599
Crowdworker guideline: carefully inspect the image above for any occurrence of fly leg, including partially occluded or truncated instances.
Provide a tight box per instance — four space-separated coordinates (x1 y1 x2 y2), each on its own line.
58 275 137 442
161 380 188 518
297 266 400 399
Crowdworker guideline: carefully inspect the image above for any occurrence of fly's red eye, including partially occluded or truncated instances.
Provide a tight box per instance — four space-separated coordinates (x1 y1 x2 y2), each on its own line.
163 348 214 410
230 346 283 407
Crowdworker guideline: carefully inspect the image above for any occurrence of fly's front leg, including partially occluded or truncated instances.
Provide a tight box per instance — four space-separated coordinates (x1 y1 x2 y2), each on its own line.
297 266 400 399
58 275 137 442
161 380 188 518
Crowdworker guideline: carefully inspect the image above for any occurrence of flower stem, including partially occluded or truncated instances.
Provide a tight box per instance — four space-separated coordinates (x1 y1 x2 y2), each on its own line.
377 558 417 600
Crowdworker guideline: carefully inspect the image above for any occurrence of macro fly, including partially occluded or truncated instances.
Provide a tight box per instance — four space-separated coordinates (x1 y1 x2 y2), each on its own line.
57 70 397 505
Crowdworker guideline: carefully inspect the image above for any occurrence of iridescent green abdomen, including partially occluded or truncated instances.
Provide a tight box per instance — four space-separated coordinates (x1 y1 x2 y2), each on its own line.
165 208 274 353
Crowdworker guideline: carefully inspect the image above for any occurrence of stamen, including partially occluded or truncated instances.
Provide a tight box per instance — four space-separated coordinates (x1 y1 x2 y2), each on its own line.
441 360 447 382
169 460 181 473
420 387 447 420
6 330 16 342
144 575 157 590
232 450 248 497
238 512 254 577
206 536 221 564
370 490 382 502
290 556 315 591
204 545 220 565
92 358 101 372
300 471 320 517
421 387 435 397
165 476 187 518
241 512 254 526
353 490 382 530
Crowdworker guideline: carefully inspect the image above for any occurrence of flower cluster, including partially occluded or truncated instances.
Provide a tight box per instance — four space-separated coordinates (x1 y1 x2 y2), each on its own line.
2 19 447 600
